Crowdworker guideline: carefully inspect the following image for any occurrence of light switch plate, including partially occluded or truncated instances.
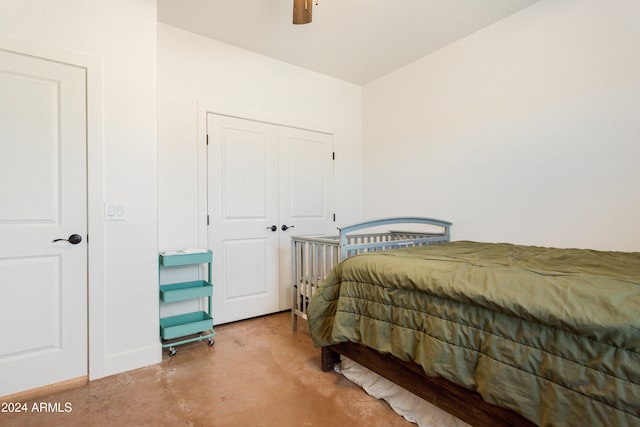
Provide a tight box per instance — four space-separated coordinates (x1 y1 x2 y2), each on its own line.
104 202 126 221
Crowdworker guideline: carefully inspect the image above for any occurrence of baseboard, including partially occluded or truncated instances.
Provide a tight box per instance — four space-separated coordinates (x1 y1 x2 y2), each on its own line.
1 344 162 401
0 376 88 402
103 342 162 377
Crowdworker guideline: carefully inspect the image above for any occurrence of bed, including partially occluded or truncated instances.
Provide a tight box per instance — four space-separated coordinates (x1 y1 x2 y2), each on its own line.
306 237 640 426
291 217 452 331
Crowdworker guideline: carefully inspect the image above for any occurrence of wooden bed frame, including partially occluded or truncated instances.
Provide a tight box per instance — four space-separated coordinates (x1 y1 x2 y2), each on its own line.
321 343 535 427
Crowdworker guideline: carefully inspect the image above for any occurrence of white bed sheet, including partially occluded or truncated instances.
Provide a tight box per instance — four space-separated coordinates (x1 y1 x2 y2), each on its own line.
340 357 471 427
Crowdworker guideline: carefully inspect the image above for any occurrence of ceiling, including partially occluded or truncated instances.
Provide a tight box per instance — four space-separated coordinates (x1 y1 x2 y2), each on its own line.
158 0 541 85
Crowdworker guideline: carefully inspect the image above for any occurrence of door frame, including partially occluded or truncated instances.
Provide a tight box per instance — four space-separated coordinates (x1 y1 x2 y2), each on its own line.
196 102 335 307
0 36 106 381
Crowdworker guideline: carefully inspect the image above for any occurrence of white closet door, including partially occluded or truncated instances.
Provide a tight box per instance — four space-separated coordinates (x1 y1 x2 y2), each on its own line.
278 127 335 310
0 49 87 396
207 114 335 323
207 114 280 324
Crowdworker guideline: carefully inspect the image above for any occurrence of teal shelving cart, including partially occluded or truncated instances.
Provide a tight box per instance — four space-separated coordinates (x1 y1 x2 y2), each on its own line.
159 250 215 356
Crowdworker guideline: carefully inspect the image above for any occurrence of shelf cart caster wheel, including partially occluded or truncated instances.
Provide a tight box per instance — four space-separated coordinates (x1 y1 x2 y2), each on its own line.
168 347 177 357
208 338 215 346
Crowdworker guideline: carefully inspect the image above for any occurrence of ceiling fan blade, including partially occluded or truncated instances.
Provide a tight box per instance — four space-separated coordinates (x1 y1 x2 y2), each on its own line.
293 0 312 25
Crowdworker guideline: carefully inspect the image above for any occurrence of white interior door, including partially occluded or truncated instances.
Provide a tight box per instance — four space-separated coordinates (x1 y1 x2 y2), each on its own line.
207 114 280 324
278 127 334 310
207 114 335 323
0 49 87 396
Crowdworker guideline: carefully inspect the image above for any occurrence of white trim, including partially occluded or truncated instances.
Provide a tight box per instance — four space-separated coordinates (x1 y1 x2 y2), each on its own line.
86 56 106 381
103 344 159 377
0 35 106 381
197 101 335 136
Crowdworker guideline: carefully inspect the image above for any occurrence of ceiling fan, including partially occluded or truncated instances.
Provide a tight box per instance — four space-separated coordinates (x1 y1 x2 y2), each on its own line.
293 0 318 25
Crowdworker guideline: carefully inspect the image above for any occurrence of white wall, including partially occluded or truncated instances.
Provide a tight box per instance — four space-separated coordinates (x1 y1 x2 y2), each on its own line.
157 24 363 251
0 0 160 378
362 0 640 251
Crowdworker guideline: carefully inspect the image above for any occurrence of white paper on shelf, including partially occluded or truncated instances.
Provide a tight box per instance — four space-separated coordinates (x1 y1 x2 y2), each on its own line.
181 248 209 254
161 248 209 256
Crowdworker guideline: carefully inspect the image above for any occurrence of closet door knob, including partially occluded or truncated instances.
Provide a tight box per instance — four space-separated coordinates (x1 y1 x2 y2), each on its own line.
281 225 295 231
266 225 277 232
53 234 82 244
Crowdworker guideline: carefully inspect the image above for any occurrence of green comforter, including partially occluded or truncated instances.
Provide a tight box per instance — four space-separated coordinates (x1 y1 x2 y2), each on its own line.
308 241 640 426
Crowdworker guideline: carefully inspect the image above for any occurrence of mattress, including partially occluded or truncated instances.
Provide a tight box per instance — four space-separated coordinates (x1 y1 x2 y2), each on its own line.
307 241 640 426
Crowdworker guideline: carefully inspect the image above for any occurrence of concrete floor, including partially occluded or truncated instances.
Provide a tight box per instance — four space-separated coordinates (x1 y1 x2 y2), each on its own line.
0 311 412 426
